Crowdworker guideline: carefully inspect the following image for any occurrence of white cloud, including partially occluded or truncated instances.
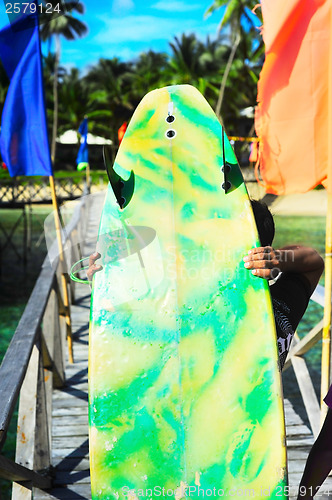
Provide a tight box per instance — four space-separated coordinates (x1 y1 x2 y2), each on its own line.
112 0 134 15
151 1 201 12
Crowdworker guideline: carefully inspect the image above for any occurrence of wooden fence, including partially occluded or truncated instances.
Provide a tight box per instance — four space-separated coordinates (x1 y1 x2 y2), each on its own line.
0 178 87 205
0 188 90 498
284 285 327 438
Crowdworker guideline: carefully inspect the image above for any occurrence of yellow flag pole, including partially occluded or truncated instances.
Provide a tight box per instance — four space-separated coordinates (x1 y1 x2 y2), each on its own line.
49 175 73 364
86 162 91 190
320 1 332 422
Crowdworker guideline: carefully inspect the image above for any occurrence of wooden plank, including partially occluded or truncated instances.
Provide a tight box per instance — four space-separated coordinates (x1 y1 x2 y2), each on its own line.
42 287 65 388
12 482 33 500
52 395 88 407
12 344 40 500
52 407 88 418
53 471 90 486
52 437 89 449
15 344 40 470
288 449 312 460
52 425 88 438
0 455 51 489
34 356 51 472
284 320 323 370
52 416 88 427
286 425 312 437
0 262 55 447
33 483 92 499
52 457 90 471
53 387 88 398
291 356 321 437
287 437 315 447
311 283 326 307
57 381 88 391
51 447 89 461
285 413 305 426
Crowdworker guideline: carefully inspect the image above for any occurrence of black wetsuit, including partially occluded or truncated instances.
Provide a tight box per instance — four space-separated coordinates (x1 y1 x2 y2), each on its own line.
270 273 312 370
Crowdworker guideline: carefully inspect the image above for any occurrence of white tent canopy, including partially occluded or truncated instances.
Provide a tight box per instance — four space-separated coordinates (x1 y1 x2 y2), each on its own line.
57 130 112 145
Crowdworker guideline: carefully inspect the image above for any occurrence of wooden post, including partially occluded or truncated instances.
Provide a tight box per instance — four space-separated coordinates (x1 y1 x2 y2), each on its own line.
321 195 332 421
320 3 332 422
49 175 73 364
42 284 65 388
12 343 40 500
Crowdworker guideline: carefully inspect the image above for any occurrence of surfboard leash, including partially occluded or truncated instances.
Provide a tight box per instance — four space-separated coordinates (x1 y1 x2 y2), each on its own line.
70 257 92 285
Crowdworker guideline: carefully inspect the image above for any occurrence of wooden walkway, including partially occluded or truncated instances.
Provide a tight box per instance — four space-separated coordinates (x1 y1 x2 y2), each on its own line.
33 190 332 500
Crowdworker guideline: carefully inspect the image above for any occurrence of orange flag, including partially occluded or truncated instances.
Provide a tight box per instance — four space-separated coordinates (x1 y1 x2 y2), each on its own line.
255 0 331 194
118 122 127 144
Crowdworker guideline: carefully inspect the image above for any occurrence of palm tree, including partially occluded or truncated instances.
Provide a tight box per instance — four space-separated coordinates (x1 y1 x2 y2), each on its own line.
205 0 262 119
84 58 133 148
216 27 264 134
57 67 89 134
42 52 66 139
167 33 230 110
39 0 88 161
130 50 168 101
168 33 206 84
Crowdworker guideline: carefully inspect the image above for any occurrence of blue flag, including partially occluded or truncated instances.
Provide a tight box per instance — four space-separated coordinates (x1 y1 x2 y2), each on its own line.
0 13 52 177
76 118 89 171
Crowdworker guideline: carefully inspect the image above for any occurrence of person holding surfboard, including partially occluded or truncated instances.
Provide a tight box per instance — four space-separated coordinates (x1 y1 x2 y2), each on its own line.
296 388 332 499
244 200 324 369
87 200 324 371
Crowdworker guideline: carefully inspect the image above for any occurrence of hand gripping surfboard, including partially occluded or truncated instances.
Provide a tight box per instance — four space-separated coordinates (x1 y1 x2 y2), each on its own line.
89 85 287 499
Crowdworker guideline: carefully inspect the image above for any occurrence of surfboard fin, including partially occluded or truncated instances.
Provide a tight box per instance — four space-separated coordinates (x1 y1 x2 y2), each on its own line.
103 146 135 209
221 127 232 194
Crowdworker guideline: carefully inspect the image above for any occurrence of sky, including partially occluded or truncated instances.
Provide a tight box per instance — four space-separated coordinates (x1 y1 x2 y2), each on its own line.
0 0 224 71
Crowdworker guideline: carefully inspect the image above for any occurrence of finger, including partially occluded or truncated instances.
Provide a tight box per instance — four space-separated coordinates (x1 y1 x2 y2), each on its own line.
89 252 101 267
252 267 281 279
250 249 274 261
244 258 279 270
248 246 272 255
244 249 276 264
251 268 272 279
87 264 102 280
243 254 278 267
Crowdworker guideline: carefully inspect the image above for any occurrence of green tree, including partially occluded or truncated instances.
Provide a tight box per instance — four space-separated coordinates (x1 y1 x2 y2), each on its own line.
84 58 133 147
130 50 168 103
168 33 205 83
42 52 66 139
57 67 89 134
39 0 88 161
167 33 226 104
205 0 262 119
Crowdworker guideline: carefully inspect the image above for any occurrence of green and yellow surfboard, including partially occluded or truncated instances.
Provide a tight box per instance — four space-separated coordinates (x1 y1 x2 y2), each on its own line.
89 85 287 499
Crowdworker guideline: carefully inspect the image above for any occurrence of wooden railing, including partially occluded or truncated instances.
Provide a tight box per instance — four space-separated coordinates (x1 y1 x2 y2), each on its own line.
284 285 326 437
0 177 90 205
0 188 90 498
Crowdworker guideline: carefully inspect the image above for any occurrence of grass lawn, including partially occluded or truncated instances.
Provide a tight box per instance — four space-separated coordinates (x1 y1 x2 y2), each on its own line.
0 168 108 184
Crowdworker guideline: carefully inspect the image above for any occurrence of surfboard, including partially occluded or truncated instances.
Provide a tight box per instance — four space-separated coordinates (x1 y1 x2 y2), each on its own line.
89 84 287 500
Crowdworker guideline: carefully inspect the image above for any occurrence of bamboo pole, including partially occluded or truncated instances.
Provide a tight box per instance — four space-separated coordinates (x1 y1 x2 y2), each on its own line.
320 1 332 422
49 175 73 364
86 163 91 191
